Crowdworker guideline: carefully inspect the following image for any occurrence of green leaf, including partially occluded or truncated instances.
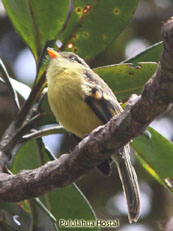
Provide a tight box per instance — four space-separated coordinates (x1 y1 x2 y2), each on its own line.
47 186 99 231
12 140 41 173
2 0 70 59
123 41 163 64
94 62 157 101
60 0 139 61
131 127 173 192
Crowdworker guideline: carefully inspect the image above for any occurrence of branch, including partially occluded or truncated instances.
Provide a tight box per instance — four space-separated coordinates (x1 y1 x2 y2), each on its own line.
0 17 173 202
21 125 66 142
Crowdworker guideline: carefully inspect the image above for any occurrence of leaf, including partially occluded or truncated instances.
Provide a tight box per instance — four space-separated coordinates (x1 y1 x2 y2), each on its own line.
60 0 139 61
12 140 41 173
2 0 70 59
47 185 99 231
123 41 163 64
94 62 157 101
131 127 173 192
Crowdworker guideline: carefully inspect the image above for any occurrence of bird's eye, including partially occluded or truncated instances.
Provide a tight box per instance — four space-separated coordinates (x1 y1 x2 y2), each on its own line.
69 55 78 62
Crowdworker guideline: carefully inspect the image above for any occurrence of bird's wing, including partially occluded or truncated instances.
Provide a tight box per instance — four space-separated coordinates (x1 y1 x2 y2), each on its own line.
83 71 122 176
83 70 122 123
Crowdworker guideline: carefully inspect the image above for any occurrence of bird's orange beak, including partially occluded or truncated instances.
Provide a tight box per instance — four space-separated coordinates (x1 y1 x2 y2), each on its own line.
47 47 61 59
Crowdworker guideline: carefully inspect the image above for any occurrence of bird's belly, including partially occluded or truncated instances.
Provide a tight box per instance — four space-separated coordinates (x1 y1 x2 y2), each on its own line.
48 84 102 138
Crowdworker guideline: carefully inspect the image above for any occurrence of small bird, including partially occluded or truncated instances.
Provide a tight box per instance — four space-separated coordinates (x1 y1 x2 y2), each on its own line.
46 47 140 222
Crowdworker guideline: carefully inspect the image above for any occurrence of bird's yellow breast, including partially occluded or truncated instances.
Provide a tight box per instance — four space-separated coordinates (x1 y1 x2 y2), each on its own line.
47 69 102 138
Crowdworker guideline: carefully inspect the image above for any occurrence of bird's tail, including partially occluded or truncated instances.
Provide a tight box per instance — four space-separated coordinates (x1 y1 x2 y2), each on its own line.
112 145 140 223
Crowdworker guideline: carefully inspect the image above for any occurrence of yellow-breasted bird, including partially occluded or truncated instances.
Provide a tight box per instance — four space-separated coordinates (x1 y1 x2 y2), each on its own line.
46 47 140 222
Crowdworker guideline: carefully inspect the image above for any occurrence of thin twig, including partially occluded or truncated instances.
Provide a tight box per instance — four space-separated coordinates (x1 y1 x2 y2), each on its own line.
22 125 66 142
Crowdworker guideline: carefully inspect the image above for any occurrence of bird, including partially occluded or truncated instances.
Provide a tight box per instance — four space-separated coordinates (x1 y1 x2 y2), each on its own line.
46 47 140 222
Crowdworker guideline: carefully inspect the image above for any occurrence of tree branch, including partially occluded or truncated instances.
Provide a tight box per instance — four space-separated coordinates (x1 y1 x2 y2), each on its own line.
0 17 173 202
21 125 66 142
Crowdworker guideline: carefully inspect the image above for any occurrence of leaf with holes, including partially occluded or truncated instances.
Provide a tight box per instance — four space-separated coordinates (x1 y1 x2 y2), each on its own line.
59 0 139 61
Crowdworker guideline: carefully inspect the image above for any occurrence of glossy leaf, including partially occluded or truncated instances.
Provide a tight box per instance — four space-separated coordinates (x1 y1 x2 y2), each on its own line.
2 0 70 59
94 62 157 101
132 127 173 192
123 41 163 64
60 0 139 61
